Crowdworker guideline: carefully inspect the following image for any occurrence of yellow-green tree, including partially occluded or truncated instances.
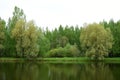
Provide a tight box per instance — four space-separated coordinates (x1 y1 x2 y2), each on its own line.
12 19 25 57
80 23 113 60
12 19 39 58
7 6 26 57
23 21 39 58
0 18 6 56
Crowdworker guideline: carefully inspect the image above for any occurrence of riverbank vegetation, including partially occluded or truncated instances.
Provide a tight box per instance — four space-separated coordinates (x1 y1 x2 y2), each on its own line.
1 57 120 63
0 6 120 60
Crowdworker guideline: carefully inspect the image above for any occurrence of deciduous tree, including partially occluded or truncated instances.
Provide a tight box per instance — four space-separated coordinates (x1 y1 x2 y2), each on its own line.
12 19 25 57
23 21 39 58
0 18 6 56
80 23 113 60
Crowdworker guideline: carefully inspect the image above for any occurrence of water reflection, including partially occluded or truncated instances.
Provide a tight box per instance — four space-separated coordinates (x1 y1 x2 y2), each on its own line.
0 62 120 80
48 63 114 80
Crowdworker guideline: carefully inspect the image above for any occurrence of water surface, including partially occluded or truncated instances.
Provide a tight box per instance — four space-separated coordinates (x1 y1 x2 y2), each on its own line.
0 62 120 80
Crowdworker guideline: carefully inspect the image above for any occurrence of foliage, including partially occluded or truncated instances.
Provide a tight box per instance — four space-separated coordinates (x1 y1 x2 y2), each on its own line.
80 23 113 60
5 6 26 57
12 19 25 57
38 29 50 57
12 19 39 58
102 20 120 57
2 6 120 59
23 21 39 58
46 47 65 57
46 44 80 57
58 36 69 47
0 18 6 56
69 44 80 57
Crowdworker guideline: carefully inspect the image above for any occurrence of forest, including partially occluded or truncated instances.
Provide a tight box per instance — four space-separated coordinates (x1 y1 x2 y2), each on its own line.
0 6 120 60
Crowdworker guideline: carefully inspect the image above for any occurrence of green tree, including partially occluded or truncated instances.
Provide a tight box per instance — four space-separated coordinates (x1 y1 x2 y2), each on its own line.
23 20 39 58
8 6 26 33
11 19 26 57
74 26 81 51
64 43 80 57
80 23 113 60
38 28 50 57
0 18 6 56
6 6 26 57
102 20 120 57
58 36 69 47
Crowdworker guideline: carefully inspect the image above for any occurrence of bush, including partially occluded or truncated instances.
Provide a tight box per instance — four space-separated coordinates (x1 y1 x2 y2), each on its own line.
46 47 65 57
64 44 80 57
46 44 80 57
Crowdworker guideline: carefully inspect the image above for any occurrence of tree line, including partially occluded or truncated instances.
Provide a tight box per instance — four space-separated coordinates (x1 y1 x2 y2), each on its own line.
0 6 119 59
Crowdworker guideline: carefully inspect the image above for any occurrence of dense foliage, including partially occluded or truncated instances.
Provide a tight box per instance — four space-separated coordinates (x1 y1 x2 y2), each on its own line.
80 23 113 60
0 6 120 59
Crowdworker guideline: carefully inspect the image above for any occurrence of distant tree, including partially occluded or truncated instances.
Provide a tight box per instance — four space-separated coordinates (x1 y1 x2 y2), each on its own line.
80 23 113 60
101 20 120 57
74 26 81 50
64 26 75 45
58 36 69 47
0 18 6 56
38 28 50 57
112 20 120 56
58 25 64 36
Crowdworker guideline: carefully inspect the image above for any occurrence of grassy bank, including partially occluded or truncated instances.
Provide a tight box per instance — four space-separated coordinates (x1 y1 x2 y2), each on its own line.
104 58 120 63
37 57 90 63
38 57 120 63
0 57 89 63
0 57 120 63
0 58 25 62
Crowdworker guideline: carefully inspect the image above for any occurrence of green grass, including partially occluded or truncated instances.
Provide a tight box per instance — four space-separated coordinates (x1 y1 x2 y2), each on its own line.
0 57 89 63
0 57 120 63
0 58 25 62
37 57 89 61
36 57 90 63
104 58 120 63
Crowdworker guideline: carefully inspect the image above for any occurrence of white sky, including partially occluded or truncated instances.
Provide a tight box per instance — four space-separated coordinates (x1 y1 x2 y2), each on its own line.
0 0 120 30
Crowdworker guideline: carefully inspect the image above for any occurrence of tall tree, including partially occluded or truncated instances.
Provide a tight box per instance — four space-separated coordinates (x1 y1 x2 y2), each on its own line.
102 20 120 57
80 23 113 60
6 6 26 57
23 21 39 58
11 19 25 57
8 6 26 33
0 18 6 56
38 28 50 57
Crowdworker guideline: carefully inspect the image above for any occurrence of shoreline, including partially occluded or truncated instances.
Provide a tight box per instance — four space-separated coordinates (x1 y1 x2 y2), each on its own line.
0 57 120 63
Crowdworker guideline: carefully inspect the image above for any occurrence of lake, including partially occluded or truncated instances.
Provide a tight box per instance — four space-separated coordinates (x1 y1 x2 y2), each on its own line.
0 62 120 80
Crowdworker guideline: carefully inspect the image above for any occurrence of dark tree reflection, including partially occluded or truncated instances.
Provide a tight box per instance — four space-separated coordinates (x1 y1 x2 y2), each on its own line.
0 62 119 80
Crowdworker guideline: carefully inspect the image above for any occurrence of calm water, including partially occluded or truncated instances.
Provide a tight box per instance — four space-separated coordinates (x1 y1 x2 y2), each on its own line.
0 62 120 80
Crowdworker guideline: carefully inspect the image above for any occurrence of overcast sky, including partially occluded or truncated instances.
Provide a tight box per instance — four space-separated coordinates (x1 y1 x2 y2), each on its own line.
0 0 120 30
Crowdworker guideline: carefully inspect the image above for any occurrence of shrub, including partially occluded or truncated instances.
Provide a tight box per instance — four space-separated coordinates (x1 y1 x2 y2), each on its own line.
64 44 80 57
46 47 65 57
46 44 80 57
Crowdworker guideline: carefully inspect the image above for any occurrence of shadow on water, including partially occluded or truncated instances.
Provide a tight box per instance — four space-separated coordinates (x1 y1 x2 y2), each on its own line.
0 62 120 80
